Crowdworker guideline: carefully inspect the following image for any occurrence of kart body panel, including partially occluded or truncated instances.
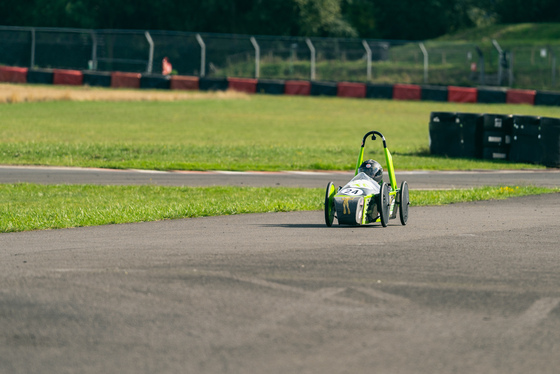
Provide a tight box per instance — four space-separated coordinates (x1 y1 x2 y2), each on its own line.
334 173 380 225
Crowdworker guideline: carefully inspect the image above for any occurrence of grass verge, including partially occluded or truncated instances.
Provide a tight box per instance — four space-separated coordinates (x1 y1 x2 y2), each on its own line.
2 94 559 171
1 183 558 233
0 142 538 171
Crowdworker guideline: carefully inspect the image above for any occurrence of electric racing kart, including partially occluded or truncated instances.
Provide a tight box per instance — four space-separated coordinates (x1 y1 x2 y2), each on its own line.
324 131 409 227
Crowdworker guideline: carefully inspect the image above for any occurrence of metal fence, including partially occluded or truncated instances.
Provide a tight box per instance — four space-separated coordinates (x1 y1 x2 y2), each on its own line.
1 25 560 90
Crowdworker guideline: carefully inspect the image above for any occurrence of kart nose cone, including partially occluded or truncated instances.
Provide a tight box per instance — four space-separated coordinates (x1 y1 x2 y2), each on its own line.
335 195 364 225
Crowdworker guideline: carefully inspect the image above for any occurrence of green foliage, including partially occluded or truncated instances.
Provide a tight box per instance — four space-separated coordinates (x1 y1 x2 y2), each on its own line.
493 0 560 23
4 0 560 41
341 0 379 39
0 0 354 37
438 23 560 42
295 0 357 37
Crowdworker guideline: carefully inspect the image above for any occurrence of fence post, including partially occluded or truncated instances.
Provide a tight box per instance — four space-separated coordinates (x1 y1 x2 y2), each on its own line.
306 38 316 80
508 51 514 87
145 31 154 74
196 33 206 77
90 31 98 70
553 54 557 88
492 39 503 85
549 47 556 87
362 40 372 81
30 28 36 68
475 46 485 85
250 36 260 79
419 42 428 84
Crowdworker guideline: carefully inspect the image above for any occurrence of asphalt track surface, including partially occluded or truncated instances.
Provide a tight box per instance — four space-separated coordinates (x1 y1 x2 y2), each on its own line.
1 164 560 188
1 166 560 374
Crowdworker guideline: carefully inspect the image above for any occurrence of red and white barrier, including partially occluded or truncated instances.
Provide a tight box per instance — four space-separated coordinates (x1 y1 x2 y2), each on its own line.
448 86 477 103
170 75 199 90
227 77 257 93
337 82 366 98
53 69 83 86
506 89 536 105
393 84 421 101
0 66 28 83
111 72 141 89
284 80 311 95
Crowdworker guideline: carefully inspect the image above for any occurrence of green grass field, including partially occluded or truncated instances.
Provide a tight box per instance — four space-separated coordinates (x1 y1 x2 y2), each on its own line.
2 94 558 171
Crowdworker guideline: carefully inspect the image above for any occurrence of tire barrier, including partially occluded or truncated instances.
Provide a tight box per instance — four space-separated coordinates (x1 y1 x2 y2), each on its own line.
448 86 477 103
457 112 484 158
310 81 338 96
198 77 228 91
227 77 257 94
429 112 483 158
4 62 560 112
27 69 54 84
535 91 560 107
366 83 393 99
170 75 199 90
140 74 171 90
429 112 458 157
540 117 560 167
477 88 507 104
506 89 536 105
53 69 83 86
284 80 311 96
430 111 560 166
510 115 543 164
482 114 513 160
0 66 28 83
83 71 112 87
482 131 510 160
111 72 141 89
421 85 448 102
256 79 285 95
393 84 421 101
337 82 366 98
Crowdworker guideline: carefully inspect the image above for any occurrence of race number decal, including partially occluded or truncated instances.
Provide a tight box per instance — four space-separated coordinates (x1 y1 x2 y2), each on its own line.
339 188 363 196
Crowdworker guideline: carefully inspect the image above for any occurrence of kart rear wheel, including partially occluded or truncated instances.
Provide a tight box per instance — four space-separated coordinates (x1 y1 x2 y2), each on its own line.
378 183 390 227
324 181 336 227
399 181 409 225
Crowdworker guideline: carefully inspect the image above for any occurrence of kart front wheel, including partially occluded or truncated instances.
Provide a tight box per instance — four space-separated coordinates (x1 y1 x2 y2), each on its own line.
324 181 336 227
378 182 390 227
399 181 409 225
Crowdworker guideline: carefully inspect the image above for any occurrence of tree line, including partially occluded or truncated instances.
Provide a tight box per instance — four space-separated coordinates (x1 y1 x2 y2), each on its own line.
1 0 559 41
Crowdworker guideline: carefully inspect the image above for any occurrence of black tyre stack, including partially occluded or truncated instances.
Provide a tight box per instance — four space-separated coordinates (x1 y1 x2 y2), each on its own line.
539 117 560 167
429 112 457 157
540 117 560 167
457 112 484 159
429 111 560 167
509 115 542 164
482 114 513 160
429 112 483 158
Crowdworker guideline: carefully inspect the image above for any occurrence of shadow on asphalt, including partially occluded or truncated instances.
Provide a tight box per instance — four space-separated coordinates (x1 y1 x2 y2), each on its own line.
259 223 388 229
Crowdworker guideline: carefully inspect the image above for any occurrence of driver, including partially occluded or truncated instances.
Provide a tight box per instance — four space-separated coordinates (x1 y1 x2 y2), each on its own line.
358 159 383 183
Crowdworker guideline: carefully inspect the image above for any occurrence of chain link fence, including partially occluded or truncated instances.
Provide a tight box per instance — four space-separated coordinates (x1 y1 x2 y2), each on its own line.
1 25 560 90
